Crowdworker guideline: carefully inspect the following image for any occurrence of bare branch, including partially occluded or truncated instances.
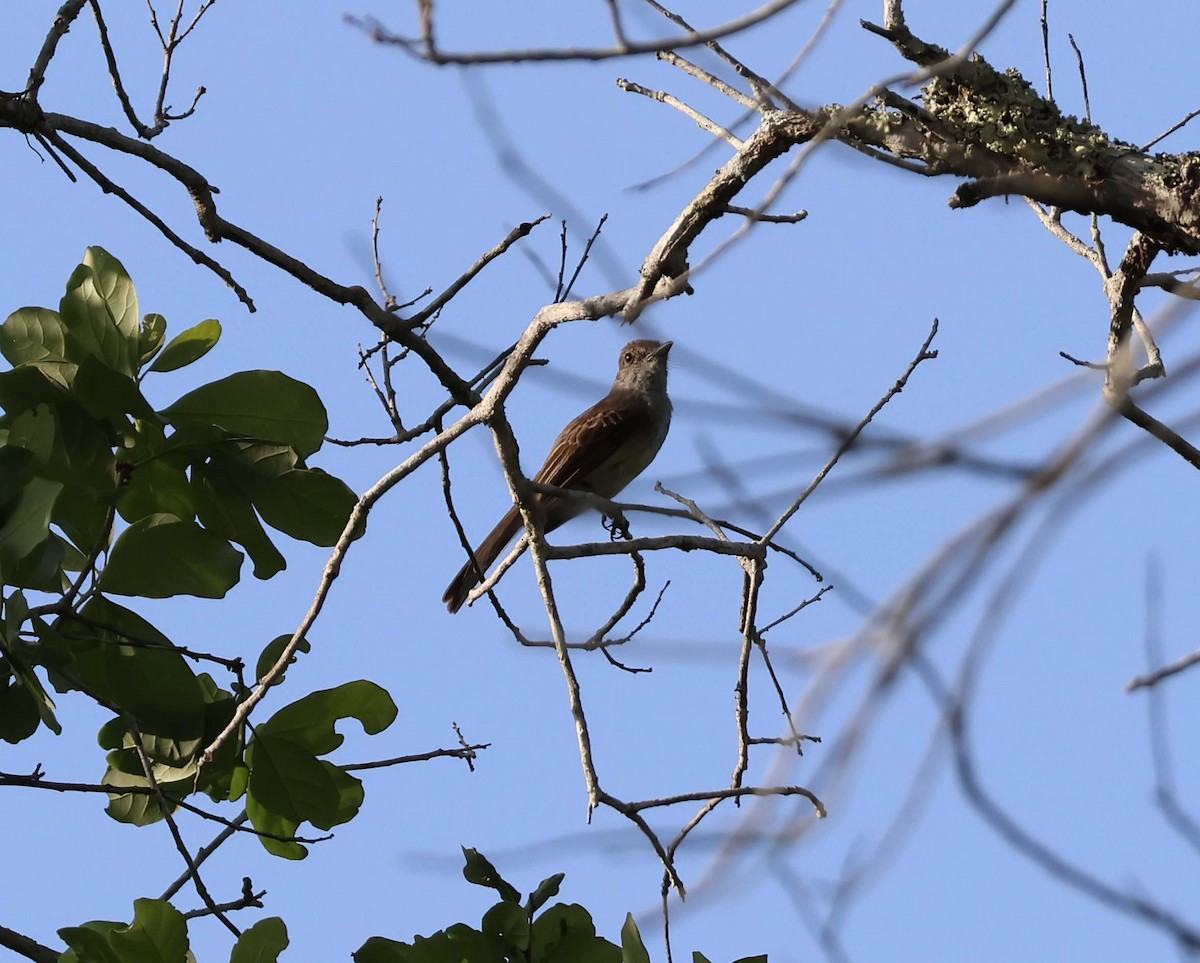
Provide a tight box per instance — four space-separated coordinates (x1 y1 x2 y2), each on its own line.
1127 646 1200 693
617 78 744 149
24 0 89 97
0 923 59 963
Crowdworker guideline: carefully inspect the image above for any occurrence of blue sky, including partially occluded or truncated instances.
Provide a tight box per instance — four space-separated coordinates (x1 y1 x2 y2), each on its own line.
4 2 1200 961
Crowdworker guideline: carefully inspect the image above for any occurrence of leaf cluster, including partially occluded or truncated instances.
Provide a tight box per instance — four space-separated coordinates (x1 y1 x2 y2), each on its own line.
59 902 287 963
0 247 382 857
355 849 767 963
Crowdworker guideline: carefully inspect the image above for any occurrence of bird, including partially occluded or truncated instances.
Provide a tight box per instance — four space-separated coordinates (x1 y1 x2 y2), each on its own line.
443 339 673 613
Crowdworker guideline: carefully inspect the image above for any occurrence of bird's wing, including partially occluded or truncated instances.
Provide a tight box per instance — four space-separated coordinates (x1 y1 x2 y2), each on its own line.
532 389 655 496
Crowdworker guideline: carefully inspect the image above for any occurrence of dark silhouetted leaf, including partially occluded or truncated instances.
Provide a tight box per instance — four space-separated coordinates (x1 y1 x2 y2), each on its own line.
118 458 196 523
231 917 289 963
526 873 565 915
0 476 61 571
99 514 242 598
193 463 285 579
462 848 522 904
72 354 156 427
255 633 311 685
257 680 397 754
161 370 328 456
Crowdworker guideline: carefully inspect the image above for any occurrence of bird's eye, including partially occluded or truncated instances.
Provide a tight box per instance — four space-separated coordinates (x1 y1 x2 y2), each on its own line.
624 352 634 364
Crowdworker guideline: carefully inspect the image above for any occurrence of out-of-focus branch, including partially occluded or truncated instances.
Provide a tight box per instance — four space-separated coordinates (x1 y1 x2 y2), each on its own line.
348 0 806 65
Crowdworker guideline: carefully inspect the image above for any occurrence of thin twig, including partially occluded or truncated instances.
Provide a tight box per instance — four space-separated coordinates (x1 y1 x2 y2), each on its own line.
1040 0 1053 101
1142 106 1200 151
616 79 744 149
1067 34 1091 122
1126 646 1200 693
342 744 490 771
762 319 940 544
132 736 239 937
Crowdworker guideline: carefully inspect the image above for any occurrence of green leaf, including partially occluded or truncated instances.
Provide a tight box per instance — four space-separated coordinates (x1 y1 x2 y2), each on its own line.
247 733 341 823
157 421 233 459
352 936 409 963
354 926 498 963
4 532 69 592
104 640 205 741
45 619 111 701
236 465 359 547
530 904 619 963
138 312 167 366
226 762 250 803
0 446 36 510
620 914 650 963
60 899 188 963
58 921 125 963
59 247 140 376
161 370 329 456
244 751 365 854
0 475 62 571
118 457 196 523
255 633 311 685
307 758 364 831
0 663 42 743
73 354 156 427
213 443 360 547
193 463 286 580
483 902 529 953
32 395 119 494
102 763 192 826
257 680 397 755
148 318 222 373
3 589 29 644
108 898 189 963
0 598 61 736
462 848 522 904
0 306 71 369
53 483 113 560
195 673 240 801
99 513 243 598
232 917 290 963
3 399 119 560
526 873 565 915
730 956 768 962
244 776 308 860
244 683 389 854
73 597 206 742
6 404 57 465
0 364 75 416
225 441 298 479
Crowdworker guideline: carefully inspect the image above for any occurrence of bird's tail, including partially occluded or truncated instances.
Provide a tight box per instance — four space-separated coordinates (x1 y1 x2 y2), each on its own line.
442 507 523 613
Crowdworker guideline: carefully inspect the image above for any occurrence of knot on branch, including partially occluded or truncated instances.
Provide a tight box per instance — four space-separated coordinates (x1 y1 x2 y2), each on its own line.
0 90 47 134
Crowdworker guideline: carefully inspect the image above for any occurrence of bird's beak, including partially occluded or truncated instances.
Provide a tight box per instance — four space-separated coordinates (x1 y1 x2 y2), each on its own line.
656 341 673 359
